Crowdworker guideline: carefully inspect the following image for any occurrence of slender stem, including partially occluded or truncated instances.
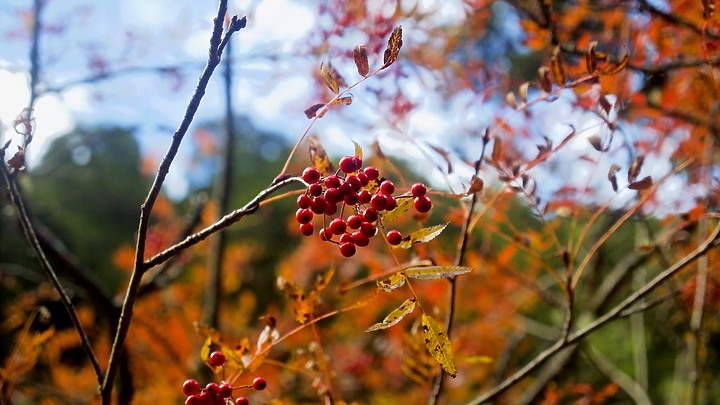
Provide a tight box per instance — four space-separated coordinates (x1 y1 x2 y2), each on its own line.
428 133 489 404
0 163 103 381
100 4 245 402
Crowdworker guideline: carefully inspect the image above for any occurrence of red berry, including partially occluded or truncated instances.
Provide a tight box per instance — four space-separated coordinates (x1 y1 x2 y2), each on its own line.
360 221 377 237
324 187 341 204
357 172 369 186
185 395 201 405
295 208 313 224
379 180 395 195
339 232 353 244
319 227 330 241
339 182 353 197
196 391 212 405
363 166 379 180
345 175 362 191
297 194 311 209
339 156 359 173
352 155 363 170
235 397 249 405
299 222 314 236
324 203 338 216
411 182 427 197
339 242 356 257
352 231 370 247
302 167 321 184
205 382 220 397
386 230 402 246
218 383 232 398
414 195 432 213
324 175 341 189
308 183 323 197
310 196 328 214
358 190 372 204
362 208 378 223
370 194 388 211
209 351 225 367
386 196 397 211
346 214 363 229
344 192 359 206
252 377 267 391
329 218 347 235
183 379 201 396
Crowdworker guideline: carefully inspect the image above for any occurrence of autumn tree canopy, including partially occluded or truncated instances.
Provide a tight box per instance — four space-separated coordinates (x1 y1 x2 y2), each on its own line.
1 0 720 404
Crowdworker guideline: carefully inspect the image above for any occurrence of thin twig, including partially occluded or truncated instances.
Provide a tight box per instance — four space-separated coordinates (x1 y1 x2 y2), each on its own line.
466 221 720 404
584 344 653 405
99 4 246 402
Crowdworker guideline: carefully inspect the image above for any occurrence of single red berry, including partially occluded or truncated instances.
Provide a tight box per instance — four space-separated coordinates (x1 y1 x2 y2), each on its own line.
414 195 432 213
299 222 314 236
344 192 359 206
360 221 377 237
209 351 225 367
205 382 220 397
319 227 330 241
363 166 379 180
358 190 372 204
324 203 338 216
339 156 358 173
308 183 323 197
379 180 395 195
329 218 347 235
370 194 388 211
352 155 363 170
185 395 201 405
346 214 363 229
362 208 378 223
386 196 397 211
352 231 370 247
302 167 321 184
196 391 212 405
324 187 341 204
252 377 268 391
235 397 249 405
297 193 311 209
339 242 356 257
183 379 201 396
295 208 313 224
310 196 328 214
386 230 403 246
339 232 353 244
218 383 232 398
357 172 369 186
411 182 427 197
339 182 353 197
324 175 341 189
345 175 362 191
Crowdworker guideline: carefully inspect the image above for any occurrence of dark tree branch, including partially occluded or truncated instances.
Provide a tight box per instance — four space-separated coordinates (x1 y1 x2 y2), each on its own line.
99 4 246 402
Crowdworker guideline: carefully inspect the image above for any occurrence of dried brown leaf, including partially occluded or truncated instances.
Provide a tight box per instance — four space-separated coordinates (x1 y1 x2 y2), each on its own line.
382 26 403 69
304 103 326 119
354 45 369 77
550 46 567 86
628 176 652 190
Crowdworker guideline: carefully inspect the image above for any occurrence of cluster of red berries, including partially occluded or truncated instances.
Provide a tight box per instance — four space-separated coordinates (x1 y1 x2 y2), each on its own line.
296 155 432 257
182 351 267 405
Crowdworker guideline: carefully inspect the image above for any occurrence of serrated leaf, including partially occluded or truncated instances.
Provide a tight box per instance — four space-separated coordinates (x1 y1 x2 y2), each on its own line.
320 61 345 94
304 103 325 119
421 314 457 377
309 135 335 176
354 45 369 77
377 272 406 292
277 276 312 324
382 26 403 69
397 223 448 249
353 140 363 160
365 298 416 332
380 196 414 222
404 266 474 280
599 53 629 76
628 176 652 190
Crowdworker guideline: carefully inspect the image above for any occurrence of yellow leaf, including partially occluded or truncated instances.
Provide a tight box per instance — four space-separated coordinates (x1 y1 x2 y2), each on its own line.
404 266 473 280
320 61 346 94
328 95 353 107
379 196 414 222
421 314 457 377
353 140 363 161
365 298 416 332
377 272 406 292
354 45 369 77
550 46 566 86
308 135 335 176
309 267 335 300
397 223 448 249
382 26 403 69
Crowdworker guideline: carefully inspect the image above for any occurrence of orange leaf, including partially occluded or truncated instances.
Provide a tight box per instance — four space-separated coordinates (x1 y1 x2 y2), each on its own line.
354 45 369 77
382 26 403 69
